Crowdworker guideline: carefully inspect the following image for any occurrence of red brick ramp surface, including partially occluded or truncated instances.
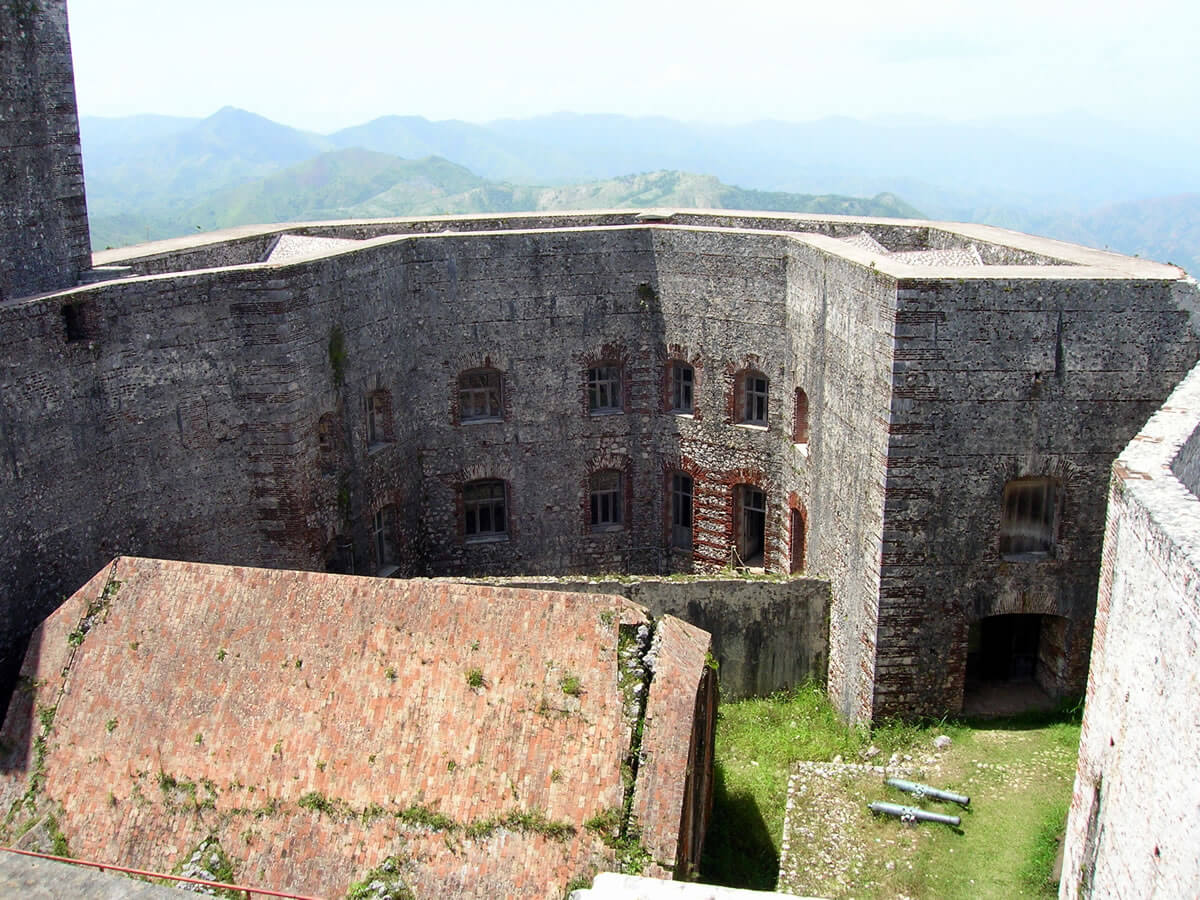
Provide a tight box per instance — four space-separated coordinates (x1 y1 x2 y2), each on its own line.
0 557 712 898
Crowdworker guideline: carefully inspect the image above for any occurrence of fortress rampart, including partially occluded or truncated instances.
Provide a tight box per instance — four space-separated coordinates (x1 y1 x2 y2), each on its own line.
4 211 1195 721
1060 358 1200 897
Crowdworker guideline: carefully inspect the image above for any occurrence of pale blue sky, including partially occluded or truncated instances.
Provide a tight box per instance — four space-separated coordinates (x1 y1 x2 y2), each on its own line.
67 0 1200 133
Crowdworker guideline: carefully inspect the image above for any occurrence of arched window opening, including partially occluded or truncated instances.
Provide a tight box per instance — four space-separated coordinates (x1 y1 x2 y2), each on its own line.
793 387 809 444
588 365 623 414
464 479 508 541
790 507 806 574
589 470 624 531
459 369 503 422
366 390 392 448
373 505 398 575
668 362 694 414
739 371 769 426
1000 477 1060 559
735 484 766 567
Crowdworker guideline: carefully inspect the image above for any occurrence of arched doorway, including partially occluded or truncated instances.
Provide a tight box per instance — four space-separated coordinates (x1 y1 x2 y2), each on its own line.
964 613 1068 715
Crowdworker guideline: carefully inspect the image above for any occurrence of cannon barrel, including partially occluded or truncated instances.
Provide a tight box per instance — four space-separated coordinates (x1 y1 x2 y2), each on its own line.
885 777 970 808
869 801 961 827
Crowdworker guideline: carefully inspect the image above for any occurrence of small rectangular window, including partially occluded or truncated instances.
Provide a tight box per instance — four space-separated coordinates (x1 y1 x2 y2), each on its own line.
671 473 693 549
588 366 622 413
465 480 508 540
62 302 89 343
670 363 694 414
460 370 503 422
1000 477 1060 558
367 392 391 447
742 374 768 425
590 470 623 530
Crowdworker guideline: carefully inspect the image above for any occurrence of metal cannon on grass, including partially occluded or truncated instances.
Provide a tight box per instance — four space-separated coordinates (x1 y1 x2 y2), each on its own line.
885 777 970 808
868 801 961 827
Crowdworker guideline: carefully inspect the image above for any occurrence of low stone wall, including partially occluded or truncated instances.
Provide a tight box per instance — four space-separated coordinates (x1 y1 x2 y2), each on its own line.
449 576 831 699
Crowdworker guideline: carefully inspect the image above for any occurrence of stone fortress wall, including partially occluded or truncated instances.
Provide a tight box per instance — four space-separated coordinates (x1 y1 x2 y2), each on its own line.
0 0 91 300
3 208 1196 724
1060 358 1200 898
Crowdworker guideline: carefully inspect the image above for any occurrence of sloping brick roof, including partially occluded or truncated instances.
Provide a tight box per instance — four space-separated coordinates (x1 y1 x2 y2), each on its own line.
0 557 712 898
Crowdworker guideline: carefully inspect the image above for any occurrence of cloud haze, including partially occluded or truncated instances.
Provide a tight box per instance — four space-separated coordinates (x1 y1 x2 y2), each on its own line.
68 0 1200 133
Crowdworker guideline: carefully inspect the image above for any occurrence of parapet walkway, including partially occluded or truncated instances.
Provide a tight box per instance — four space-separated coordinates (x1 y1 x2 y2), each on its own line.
0 851 188 898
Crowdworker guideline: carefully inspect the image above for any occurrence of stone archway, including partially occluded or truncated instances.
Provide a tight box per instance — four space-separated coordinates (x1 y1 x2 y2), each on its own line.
964 613 1069 715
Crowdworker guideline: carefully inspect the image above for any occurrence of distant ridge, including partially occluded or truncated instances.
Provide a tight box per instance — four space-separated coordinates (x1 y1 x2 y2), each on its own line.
88 147 922 250
79 107 1200 274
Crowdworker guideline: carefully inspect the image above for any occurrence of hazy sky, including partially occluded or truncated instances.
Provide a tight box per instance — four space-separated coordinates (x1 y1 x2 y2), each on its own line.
68 0 1200 132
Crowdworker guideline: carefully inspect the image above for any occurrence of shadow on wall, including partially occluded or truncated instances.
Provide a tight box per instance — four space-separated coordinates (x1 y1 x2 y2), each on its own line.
0 626 40 776
462 576 831 700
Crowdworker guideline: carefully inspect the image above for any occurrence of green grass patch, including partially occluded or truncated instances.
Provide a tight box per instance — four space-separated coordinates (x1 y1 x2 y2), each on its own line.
701 683 1080 898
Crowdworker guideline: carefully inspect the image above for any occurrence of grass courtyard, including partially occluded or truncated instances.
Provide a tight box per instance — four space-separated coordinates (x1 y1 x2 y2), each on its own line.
701 683 1081 898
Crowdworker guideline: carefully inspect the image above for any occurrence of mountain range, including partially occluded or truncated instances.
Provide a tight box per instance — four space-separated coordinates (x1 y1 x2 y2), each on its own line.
80 107 1200 275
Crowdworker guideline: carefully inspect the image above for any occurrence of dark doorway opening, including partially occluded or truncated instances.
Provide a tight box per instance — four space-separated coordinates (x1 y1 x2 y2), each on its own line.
735 486 765 568
969 615 1040 682
964 613 1065 716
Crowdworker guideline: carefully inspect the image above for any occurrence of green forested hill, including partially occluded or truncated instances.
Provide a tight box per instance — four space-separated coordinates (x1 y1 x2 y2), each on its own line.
89 149 924 250
81 108 1199 274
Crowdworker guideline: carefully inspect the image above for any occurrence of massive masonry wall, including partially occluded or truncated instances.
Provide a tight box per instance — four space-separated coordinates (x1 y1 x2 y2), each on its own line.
0 0 90 300
785 238 897 721
0 266 315 679
1060 361 1200 898
276 225 803 580
875 277 1200 718
3 210 1197 722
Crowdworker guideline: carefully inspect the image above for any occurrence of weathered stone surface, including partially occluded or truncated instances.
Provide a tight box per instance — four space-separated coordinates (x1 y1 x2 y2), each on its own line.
1060 360 1200 899
0 0 91 300
457 576 830 700
0 852 191 899
0 557 715 899
2 212 1197 728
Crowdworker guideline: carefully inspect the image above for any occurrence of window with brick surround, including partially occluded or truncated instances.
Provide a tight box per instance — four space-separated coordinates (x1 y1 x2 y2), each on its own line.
373 505 398 575
459 369 503 423
366 390 392 448
999 477 1060 559
590 470 623 531
790 506 806 573
464 479 508 541
668 362 694 414
588 365 623 414
670 472 693 549
793 387 809 443
739 371 769 426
